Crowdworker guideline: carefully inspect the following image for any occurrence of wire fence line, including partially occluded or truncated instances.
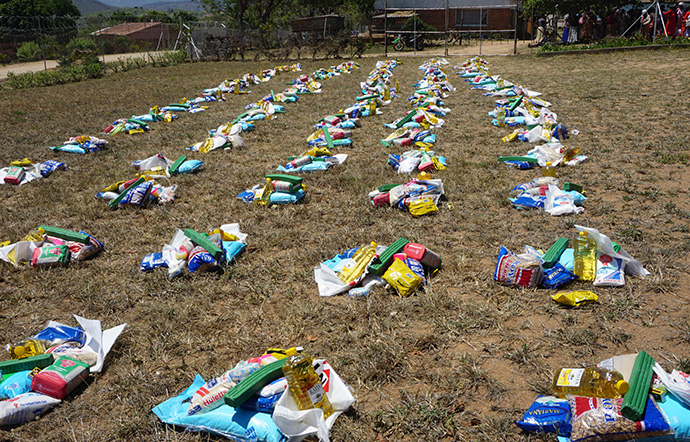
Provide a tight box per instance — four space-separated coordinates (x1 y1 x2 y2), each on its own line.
0 14 375 64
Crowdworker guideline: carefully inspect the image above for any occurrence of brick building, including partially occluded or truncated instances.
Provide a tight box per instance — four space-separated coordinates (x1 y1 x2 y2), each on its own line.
92 22 174 50
374 0 520 32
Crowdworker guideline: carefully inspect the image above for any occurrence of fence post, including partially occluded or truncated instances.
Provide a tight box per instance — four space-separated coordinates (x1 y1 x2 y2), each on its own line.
384 0 388 56
513 3 518 55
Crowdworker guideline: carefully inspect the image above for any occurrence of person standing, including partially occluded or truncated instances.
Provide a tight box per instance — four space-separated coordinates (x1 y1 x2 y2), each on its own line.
641 9 652 39
676 3 685 35
664 4 677 37
568 13 580 43
562 14 571 43
581 11 593 42
684 5 690 36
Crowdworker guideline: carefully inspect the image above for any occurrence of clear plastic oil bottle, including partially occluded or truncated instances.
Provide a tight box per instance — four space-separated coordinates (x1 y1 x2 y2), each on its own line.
574 231 597 282
282 354 334 418
552 366 629 398
8 339 46 360
337 242 377 284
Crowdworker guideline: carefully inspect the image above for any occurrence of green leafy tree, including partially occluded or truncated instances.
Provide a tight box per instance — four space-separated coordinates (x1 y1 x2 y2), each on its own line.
524 0 634 17
141 10 173 23
0 0 80 43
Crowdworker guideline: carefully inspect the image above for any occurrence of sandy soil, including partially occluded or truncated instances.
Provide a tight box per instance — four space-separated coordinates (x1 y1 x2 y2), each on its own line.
0 42 537 80
0 51 168 79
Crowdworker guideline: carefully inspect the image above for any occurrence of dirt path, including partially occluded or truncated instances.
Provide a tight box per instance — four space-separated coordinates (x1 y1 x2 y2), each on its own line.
0 41 538 80
0 51 168 79
377 40 536 57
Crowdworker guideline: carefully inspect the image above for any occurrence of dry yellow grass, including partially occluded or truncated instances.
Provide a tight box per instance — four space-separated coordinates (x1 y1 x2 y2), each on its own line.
0 49 689 441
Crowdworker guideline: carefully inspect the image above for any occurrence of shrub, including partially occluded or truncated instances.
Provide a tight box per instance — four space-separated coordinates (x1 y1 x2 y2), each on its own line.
401 16 437 41
61 37 100 67
16 41 41 62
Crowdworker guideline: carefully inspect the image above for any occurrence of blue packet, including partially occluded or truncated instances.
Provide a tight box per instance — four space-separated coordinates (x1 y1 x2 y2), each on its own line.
33 324 85 346
564 190 587 205
504 160 536 170
515 395 570 436
120 180 153 206
552 124 568 140
512 194 545 209
51 144 86 154
39 160 66 177
240 122 255 132
404 258 426 284
188 248 217 273
388 154 401 170
141 253 167 272
269 189 305 204
223 241 245 263
152 374 285 442
178 160 203 174
237 189 255 203
541 262 576 289
240 392 283 413
558 249 575 272
0 371 33 399
299 162 329 172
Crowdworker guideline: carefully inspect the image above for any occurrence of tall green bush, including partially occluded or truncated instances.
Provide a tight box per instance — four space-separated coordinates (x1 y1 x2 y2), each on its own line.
61 37 100 67
16 41 40 62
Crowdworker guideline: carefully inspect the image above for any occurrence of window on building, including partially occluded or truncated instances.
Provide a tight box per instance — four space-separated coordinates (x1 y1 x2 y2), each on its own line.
455 9 488 27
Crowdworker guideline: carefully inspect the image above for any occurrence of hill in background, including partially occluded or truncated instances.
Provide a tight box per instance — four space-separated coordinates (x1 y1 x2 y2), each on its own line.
73 0 117 14
75 0 202 14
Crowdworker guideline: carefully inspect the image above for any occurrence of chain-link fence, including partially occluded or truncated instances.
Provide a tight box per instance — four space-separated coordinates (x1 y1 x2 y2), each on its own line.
0 13 374 66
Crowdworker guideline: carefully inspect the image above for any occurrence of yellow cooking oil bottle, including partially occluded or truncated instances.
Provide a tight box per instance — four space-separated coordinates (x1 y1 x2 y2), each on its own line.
337 242 377 284
282 353 334 418
552 366 628 398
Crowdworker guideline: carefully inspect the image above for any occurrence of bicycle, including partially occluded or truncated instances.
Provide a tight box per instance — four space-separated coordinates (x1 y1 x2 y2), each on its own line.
392 33 425 51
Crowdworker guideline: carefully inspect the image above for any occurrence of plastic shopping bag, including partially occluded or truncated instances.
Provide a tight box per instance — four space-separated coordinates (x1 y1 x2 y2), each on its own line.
272 360 355 442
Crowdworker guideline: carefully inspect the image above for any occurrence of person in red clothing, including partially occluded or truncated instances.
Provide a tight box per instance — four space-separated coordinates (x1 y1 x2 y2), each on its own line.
664 4 677 37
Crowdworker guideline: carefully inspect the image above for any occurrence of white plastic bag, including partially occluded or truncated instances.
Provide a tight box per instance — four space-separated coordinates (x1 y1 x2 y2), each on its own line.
574 225 649 278
653 363 690 407
544 185 584 216
272 360 355 442
313 264 350 297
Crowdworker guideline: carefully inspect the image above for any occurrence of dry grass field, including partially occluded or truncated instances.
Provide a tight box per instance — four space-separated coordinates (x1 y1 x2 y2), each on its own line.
1 49 689 441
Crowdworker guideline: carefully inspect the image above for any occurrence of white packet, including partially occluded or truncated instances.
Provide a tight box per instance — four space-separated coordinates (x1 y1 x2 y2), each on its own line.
0 392 61 426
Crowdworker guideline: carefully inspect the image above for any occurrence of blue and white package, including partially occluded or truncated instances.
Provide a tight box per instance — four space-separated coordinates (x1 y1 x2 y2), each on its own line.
404 258 426 284
240 392 283 413
141 253 167 272
512 194 545 210
504 160 536 170
178 160 204 174
120 180 153 207
515 395 570 436
33 324 85 346
152 374 286 442
51 144 86 154
0 392 61 426
659 391 690 441
541 263 577 289
0 371 32 399
39 160 66 177
223 241 245 263
188 247 218 273
558 249 575 272
593 254 625 287
237 188 256 203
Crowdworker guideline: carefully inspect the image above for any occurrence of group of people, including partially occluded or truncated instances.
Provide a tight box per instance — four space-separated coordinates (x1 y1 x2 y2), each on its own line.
651 3 690 38
533 3 690 47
